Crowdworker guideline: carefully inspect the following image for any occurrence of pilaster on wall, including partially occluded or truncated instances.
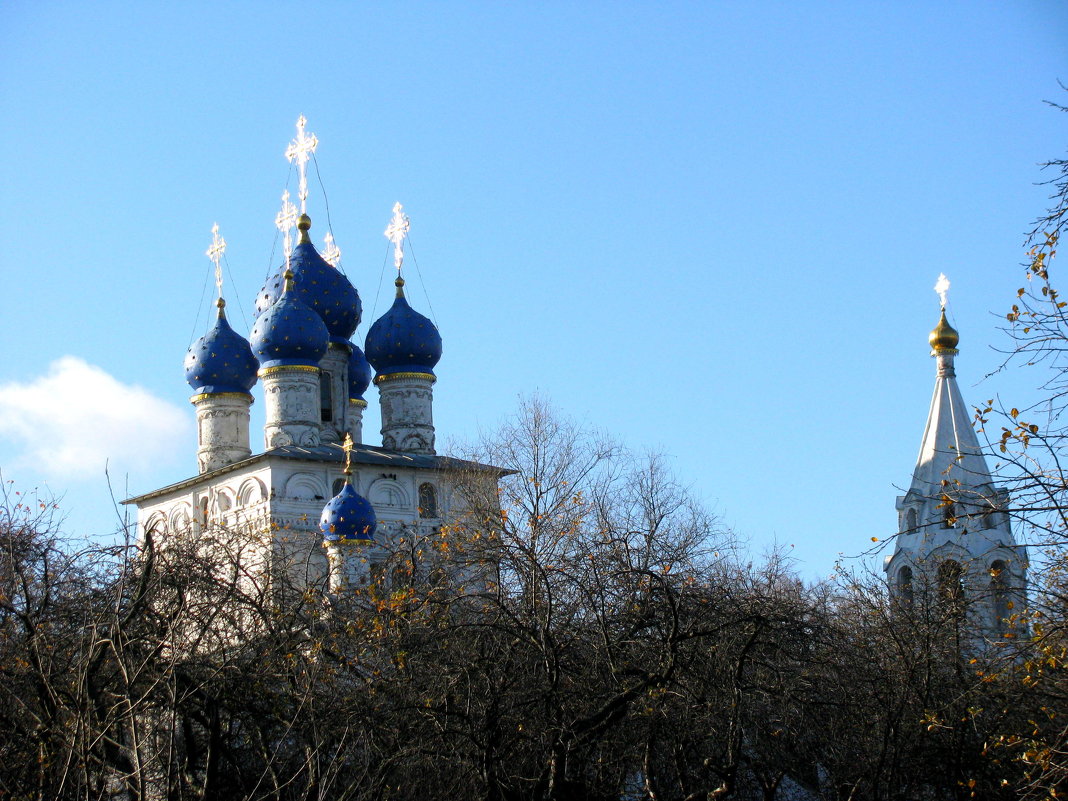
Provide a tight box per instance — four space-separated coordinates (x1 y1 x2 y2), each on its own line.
348 399 367 445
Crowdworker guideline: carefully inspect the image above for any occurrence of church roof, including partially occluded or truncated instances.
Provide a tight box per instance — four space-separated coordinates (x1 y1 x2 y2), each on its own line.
123 444 509 505
365 277 442 380
908 319 993 498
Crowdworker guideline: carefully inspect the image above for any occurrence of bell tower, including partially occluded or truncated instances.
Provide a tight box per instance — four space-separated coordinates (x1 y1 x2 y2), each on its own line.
885 275 1027 638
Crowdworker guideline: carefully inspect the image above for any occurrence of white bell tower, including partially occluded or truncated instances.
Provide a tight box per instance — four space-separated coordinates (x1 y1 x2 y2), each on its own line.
885 275 1027 639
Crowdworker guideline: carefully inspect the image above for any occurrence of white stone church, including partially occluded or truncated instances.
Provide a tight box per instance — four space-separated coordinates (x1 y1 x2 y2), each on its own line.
125 118 1028 628
125 119 499 593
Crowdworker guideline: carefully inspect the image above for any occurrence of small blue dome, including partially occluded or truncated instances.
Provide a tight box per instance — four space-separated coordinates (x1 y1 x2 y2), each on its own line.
184 302 258 395
365 278 442 379
255 216 362 342
320 481 376 542
348 343 372 401
250 272 330 369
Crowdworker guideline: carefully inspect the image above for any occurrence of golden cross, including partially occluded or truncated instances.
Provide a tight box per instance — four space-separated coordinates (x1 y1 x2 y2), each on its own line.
342 432 354 475
323 231 341 267
934 273 951 309
205 223 226 299
275 189 298 266
384 202 410 273
285 115 318 214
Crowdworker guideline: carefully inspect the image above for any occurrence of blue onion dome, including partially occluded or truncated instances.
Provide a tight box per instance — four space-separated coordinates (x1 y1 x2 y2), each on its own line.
255 214 362 342
348 342 372 401
320 480 376 542
364 277 443 379
184 299 258 395
250 269 330 369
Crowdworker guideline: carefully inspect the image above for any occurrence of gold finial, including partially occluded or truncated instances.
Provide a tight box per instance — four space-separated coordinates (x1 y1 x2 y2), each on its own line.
298 213 311 244
929 308 959 353
283 268 296 294
342 432 354 479
216 297 226 316
395 276 405 298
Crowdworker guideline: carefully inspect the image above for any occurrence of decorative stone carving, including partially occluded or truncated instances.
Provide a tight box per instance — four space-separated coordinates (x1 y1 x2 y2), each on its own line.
192 393 253 474
262 369 321 450
378 375 435 454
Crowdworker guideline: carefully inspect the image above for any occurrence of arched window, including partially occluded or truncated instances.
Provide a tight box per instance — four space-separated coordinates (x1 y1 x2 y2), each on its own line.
990 560 1011 623
199 496 210 527
391 563 412 590
942 500 956 529
320 371 333 423
418 483 438 519
938 560 965 613
332 478 346 496
897 566 914 605
905 508 918 534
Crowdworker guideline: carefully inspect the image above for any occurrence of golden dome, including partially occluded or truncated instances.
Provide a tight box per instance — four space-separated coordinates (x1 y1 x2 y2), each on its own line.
929 308 959 352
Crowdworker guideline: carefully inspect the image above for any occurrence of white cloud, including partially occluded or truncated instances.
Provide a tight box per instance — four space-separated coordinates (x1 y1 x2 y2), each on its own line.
0 356 192 481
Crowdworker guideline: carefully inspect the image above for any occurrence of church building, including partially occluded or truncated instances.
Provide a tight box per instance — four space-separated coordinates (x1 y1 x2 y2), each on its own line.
124 118 497 592
125 119 1028 626
885 282 1028 638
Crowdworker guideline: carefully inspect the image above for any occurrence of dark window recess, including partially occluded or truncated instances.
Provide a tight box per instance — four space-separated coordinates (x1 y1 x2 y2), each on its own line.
898 566 914 606
939 560 965 610
942 501 956 529
332 478 346 495
320 372 333 422
991 560 1010 623
419 483 438 519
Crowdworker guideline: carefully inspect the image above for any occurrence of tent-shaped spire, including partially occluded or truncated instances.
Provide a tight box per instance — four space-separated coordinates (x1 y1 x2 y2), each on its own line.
909 311 993 502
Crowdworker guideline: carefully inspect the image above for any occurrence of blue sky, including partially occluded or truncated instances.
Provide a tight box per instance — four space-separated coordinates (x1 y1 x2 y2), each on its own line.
1 1 1066 578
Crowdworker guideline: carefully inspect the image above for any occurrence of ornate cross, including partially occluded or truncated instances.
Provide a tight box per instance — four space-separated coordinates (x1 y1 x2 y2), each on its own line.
384 202 410 273
205 222 226 299
342 432 354 475
275 189 298 266
934 273 951 308
285 114 318 214
323 231 342 267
